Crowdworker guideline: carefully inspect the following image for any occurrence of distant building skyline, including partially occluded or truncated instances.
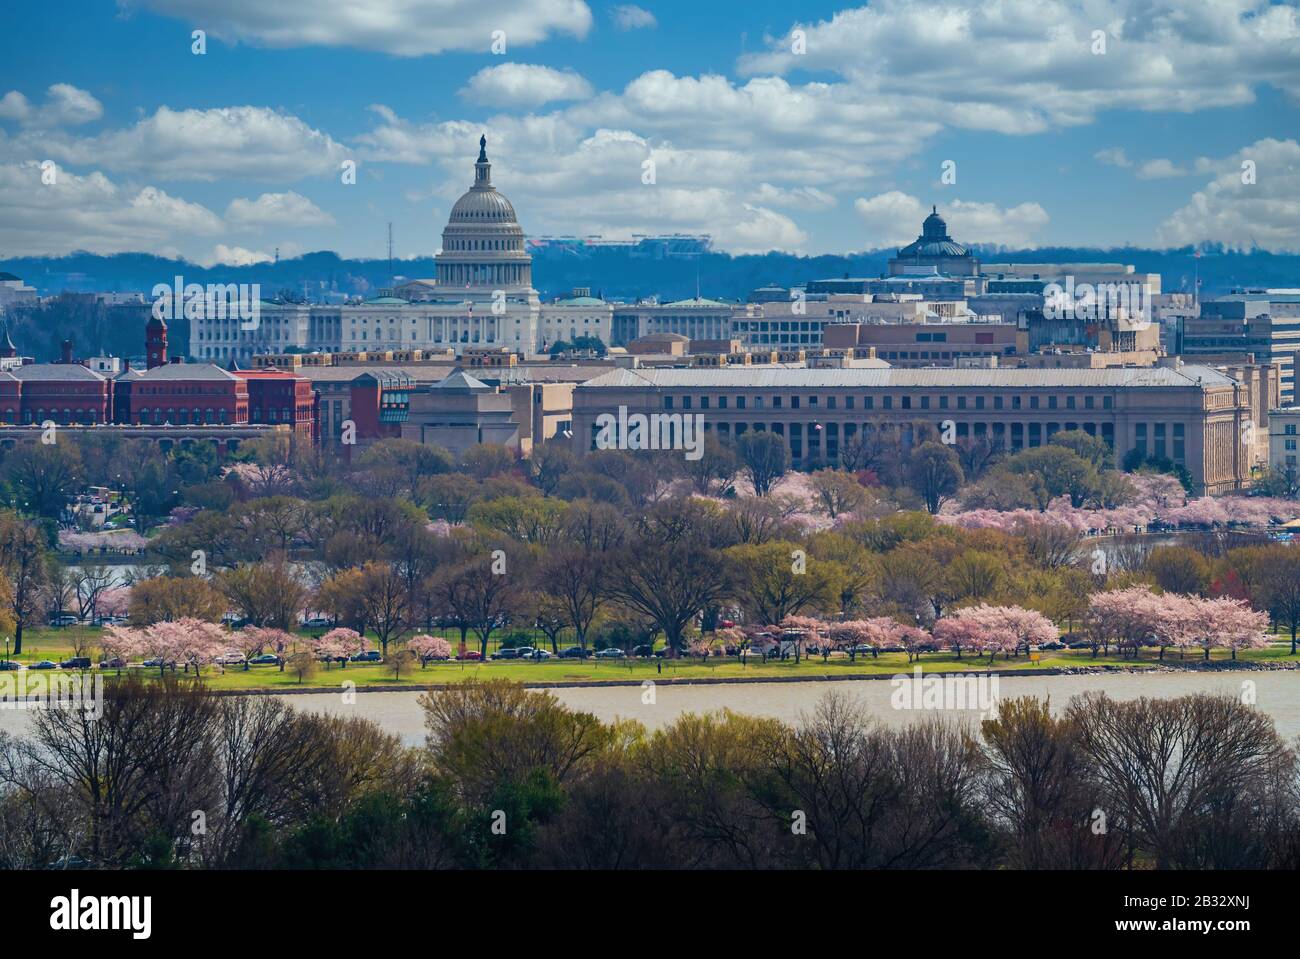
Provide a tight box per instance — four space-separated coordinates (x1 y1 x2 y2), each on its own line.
1 2 1298 264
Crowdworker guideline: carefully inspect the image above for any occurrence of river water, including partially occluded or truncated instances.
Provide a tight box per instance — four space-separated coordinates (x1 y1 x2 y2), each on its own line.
5 671 1297 746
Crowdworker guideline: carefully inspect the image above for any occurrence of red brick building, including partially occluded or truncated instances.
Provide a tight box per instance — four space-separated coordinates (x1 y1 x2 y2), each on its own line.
12 364 112 424
127 362 249 425
348 370 411 443
0 371 21 424
233 368 316 439
0 320 320 441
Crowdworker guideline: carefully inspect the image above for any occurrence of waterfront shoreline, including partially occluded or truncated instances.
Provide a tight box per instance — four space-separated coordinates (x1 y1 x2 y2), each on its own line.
207 658 1300 696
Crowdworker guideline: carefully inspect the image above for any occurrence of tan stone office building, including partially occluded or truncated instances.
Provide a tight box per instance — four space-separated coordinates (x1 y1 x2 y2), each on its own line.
572 365 1259 494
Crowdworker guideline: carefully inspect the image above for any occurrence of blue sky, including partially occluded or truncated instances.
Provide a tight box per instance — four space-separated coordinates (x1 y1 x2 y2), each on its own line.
1 0 1297 264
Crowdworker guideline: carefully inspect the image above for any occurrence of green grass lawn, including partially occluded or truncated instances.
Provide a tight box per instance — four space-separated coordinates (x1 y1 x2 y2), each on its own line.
5 625 1298 691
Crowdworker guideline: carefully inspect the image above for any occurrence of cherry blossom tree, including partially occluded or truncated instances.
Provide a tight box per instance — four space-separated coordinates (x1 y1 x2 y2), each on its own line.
93 585 132 621
136 618 225 677
173 619 227 677
236 626 294 671
1086 589 1270 662
941 467 1300 535
894 624 935 663
314 627 365 668
934 606 996 659
1085 588 1160 659
100 624 142 674
688 633 720 662
781 615 826 663
995 605 1059 656
714 625 748 658
1214 599 1270 660
742 625 780 662
932 612 984 660
1186 596 1269 661
409 633 452 667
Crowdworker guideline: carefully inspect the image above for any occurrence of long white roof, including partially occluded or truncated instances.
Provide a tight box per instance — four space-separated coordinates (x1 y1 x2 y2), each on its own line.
576 365 1237 390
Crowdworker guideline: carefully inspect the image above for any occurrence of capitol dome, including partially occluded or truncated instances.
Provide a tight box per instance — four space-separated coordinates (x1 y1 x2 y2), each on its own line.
448 182 519 222
435 135 533 289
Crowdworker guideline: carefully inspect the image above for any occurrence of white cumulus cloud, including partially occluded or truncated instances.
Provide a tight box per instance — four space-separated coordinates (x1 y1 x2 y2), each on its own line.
460 64 594 108
1158 139 1300 252
611 5 656 30
1136 158 1191 179
739 0 1300 134
225 191 335 227
854 192 1049 248
195 244 275 267
119 0 593 55
19 106 351 181
1094 147 1131 168
0 161 222 256
0 84 103 127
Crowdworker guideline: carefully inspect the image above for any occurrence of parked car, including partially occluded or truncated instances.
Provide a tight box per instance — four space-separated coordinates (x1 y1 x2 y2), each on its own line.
558 645 590 659
456 649 482 661
142 658 175 668
92 615 129 627
513 647 537 659
58 657 92 669
631 645 656 658
594 647 625 659
99 657 126 669
48 614 79 627
492 648 521 660
0 660 23 671
247 654 283 666
350 650 382 663
521 648 552 660
215 651 246 666
301 617 332 629
31 661 58 670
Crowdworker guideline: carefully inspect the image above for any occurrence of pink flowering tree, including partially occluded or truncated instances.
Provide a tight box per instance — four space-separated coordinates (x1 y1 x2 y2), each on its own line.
100 624 142 675
408 634 453 668
138 619 225 677
1187 596 1269 661
743 625 780 662
1147 593 1199 660
237 626 295 671
315 627 365 668
687 633 720 662
781 615 825 664
96 586 132 620
1215 599 1270 660
824 621 860 661
932 612 985 660
965 606 1020 660
933 605 1013 660
1085 588 1161 659
173 619 227 677
138 621 184 677
714 626 749 659
894 624 935 663
995 606 1060 656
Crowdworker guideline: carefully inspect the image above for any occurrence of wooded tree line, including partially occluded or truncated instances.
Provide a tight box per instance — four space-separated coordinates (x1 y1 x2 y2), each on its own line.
2 679 1296 870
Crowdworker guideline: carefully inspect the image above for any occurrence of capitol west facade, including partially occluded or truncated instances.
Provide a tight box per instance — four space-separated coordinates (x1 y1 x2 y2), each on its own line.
189 136 593 361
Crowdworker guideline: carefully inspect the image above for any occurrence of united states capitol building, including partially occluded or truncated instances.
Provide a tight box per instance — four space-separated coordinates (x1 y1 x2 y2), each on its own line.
190 136 613 361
